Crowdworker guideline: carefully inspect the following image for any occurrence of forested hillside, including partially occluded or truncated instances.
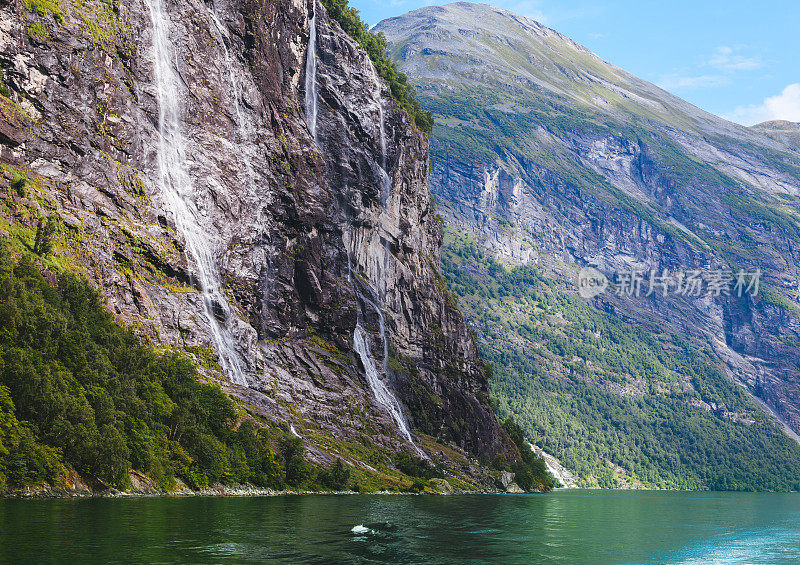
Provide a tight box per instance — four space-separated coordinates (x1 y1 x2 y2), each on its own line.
442 228 800 491
0 240 297 491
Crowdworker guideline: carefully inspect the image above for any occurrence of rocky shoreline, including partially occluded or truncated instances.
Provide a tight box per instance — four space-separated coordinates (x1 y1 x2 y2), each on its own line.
1 469 536 499
2 484 518 500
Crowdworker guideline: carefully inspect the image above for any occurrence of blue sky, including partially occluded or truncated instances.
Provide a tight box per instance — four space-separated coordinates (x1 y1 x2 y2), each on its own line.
352 0 800 125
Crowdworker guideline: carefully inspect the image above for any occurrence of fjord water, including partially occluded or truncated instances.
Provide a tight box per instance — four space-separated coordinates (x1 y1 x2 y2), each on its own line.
1 492 799 564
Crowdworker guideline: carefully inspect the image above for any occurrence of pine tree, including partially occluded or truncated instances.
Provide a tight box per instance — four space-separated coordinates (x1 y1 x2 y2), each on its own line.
33 216 56 256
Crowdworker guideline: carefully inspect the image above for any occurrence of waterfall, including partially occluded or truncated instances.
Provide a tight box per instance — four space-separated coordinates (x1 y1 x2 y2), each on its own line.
209 2 254 178
261 260 272 332
375 297 389 372
146 0 248 386
305 2 318 141
353 303 414 447
342 67 421 453
377 164 392 208
375 85 392 207
379 238 391 303
372 79 393 301
349 259 423 455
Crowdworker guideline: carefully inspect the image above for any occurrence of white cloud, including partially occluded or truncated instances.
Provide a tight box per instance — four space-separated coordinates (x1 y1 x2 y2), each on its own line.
656 73 730 90
656 46 762 94
587 32 608 40
724 83 800 126
707 45 762 71
503 0 548 23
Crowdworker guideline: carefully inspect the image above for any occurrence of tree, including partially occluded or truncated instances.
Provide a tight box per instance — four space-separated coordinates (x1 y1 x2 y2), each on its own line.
0 385 65 489
280 435 310 488
318 458 350 490
33 215 57 256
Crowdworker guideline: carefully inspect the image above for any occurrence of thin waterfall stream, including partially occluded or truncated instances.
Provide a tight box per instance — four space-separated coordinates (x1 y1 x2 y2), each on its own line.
305 2 318 141
209 2 254 179
304 1 417 452
352 289 415 447
345 67 424 454
146 0 247 386
349 256 423 455
375 81 392 206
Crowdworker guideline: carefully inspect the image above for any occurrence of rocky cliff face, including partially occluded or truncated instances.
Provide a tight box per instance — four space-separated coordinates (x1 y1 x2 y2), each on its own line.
0 0 512 472
377 4 800 442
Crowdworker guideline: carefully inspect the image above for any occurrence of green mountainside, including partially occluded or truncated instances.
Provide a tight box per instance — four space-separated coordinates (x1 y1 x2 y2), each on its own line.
377 2 800 490
442 228 800 490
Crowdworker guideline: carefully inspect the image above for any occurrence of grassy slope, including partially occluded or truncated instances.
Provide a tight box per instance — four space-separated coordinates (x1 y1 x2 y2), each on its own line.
426 88 800 492
380 5 800 491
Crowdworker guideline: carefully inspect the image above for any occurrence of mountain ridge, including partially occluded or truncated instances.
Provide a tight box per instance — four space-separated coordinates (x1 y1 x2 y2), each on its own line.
376 2 797 150
377 2 800 489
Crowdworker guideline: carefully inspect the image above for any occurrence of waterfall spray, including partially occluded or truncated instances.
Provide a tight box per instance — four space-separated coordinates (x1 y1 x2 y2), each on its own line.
209 3 253 177
146 0 248 386
305 2 319 141
349 256 423 455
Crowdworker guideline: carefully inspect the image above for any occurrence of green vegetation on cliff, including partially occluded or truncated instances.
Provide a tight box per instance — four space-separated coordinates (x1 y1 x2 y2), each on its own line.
0 236 492 495
320 0 433 133
441 228 800 491
0 240 344 492
500 417 554 491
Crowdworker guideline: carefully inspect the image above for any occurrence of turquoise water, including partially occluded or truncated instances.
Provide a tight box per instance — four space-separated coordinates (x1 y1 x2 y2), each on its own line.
1 491 799 563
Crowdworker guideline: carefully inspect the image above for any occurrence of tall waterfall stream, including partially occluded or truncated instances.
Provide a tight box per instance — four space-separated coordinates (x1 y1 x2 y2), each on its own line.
146 0 247 386
305 3 319 141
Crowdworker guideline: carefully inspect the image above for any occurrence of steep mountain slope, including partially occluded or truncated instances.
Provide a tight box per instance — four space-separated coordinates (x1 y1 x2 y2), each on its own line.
751 121 800 147
377 2 800 489
0 0 518 491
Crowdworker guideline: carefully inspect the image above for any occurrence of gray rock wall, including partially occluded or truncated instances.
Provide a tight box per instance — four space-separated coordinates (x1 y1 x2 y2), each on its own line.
0 0 513 461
